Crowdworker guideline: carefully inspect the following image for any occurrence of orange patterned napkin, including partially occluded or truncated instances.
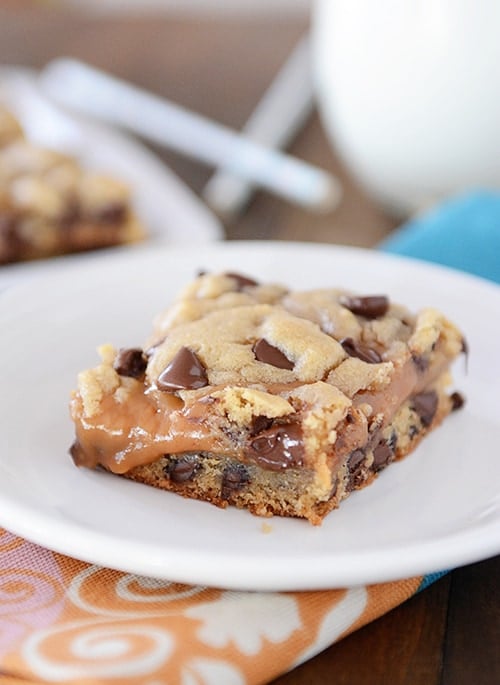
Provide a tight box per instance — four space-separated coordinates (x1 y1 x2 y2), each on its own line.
0 526 431 685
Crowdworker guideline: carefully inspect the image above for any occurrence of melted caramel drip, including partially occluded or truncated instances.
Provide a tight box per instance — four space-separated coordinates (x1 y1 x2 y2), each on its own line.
353 350 450 424
71 385 229 474
71 346 451 474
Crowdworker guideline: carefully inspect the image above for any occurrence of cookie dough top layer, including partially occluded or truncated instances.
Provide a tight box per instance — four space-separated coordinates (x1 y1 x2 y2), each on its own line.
145 272 462 397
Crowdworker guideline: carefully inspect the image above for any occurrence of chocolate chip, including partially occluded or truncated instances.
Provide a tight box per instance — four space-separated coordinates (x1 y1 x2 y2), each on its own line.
461 337 469 373
250 415 274 436
411 353 429 373
0 214 16 236
157 347 208 391
252 338 294 370
339 295 389 319
387 430 398 452
225 272 258 290
373 440 394 471
411 390 438 427
245 423 304 471
347 449 365 490
409 424 419 439
348 449 365 471
94 203 128 224
165 456 199 483
113 348 147 378
193 270 258 289
450 391 465 411
221 463 250 499
0 215 23 263
59 202 80 229
69 440 84 466
340 337 382 364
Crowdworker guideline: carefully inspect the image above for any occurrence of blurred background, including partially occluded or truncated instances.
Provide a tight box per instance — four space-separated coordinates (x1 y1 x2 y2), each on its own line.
58 0 313 14
0 0 402 256
2 1 500 258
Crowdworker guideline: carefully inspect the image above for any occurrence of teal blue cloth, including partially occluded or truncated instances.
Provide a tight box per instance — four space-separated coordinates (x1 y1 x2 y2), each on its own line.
380 192 500 284
380 191 500 590
418 571 449 591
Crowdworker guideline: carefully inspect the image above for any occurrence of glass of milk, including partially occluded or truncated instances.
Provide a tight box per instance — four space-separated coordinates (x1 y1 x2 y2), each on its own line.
312 0 500 215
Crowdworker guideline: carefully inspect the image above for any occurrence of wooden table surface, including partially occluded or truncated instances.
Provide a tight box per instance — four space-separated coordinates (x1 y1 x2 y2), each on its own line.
0 5 498 685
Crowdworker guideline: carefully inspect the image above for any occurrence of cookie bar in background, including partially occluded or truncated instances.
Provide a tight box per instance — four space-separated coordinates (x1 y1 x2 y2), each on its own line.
0 105 145 264
69 272 466 525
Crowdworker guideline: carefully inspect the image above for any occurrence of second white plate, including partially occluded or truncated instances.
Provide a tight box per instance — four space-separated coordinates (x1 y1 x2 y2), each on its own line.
0 67 222 287
0 242 498 590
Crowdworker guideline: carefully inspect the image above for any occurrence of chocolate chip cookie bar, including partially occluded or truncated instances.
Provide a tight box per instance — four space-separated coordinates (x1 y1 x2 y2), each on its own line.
69 271 466 525
0 106 144 264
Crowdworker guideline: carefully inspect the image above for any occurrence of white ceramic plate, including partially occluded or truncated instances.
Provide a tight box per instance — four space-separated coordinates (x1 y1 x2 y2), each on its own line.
0 242 498 591
0 67 222 288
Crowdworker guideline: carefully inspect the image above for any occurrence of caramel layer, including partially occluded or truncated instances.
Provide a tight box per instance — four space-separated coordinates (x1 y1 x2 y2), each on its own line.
71 387 228 474
71 344 451 475
354 350 451 424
